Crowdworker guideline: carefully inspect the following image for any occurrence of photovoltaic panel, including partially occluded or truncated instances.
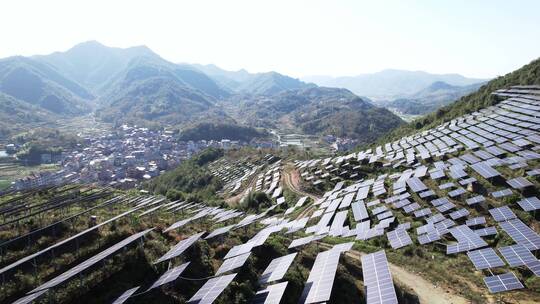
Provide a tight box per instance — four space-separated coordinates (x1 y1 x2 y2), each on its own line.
418 232 441 245
216 252 251 275
474 227 498 237
499 244 537 267
12 290 48 304
518 197 540 212
483 272 523 293
224 242 256 259
205 225 236 239
507 177 534 189
361 250 398 304
251 282 288 304
491 189 513 198
288 235 325 249
30 229 153 293
403 203 420 214
259 253 297 284
111 287 140 304
467 248 505 270
489 206 517 222
352 201 369 222
499 219 540 250
387 228 412 249
471 163 501 179
414 208 432 218
406 177 428 193
448 188 466 198
449 208 470 220
147 262 190 291
155 232 205 263
298 249 341 304
187 273 237 304
466 195 485 206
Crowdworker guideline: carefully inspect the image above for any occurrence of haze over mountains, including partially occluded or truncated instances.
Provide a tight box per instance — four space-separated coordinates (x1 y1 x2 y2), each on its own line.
302 69 488 101
0 40 499 143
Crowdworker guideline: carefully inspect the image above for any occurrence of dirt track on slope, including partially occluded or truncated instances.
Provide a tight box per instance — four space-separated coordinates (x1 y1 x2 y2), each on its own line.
317 242 470 304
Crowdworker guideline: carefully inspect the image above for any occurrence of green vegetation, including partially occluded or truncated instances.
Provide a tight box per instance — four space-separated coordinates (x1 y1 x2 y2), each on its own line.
179 122 268 141
144 148 225 203
13 129 80 165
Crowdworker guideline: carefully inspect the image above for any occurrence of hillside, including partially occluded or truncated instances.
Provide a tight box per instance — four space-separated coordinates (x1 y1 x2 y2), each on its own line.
0 93 55 138
236 71 314 95
178 122 269 142
382 81 484 115
0 57 92 115
227 87 404 144
303 69 487 100
95 56 233 126
380 57 540 143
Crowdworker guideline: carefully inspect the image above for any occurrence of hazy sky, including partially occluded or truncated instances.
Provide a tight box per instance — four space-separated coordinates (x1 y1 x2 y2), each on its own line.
1 0 539 78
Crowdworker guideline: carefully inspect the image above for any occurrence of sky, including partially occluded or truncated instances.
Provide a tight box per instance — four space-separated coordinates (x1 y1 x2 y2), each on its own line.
1 0 539 79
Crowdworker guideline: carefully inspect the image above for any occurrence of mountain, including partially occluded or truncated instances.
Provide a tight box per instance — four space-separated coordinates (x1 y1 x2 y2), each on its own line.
191 64 314 95
0 92 55 138
96 56 231 126
226 87 404 144
190 63 252 91
380 57 540 143
34 40 161 93
236 71 314 95
381 81 485 115
302 69 488 100
0 56 92 115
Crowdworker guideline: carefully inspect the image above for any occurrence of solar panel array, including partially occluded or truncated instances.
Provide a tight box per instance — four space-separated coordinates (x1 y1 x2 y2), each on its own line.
298 249 341 304
483 272 524 293
216 252 251 275
187 273 237 304
387 228 412 249
155 232 205 263
111 287 140 304
148 262 190 291
251 282 289 304
466 248 505 270
259 253 297 284
361 250 398 304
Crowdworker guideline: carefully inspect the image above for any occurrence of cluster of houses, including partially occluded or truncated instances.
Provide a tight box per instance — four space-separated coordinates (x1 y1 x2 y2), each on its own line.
12 125 277 190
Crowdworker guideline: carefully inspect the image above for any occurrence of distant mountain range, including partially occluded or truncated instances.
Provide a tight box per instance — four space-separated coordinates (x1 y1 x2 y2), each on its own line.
380 81 486 115
0 41 409 143
302 69 488 100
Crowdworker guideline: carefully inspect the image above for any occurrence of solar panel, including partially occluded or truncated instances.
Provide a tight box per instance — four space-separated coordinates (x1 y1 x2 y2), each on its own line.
418 232 441 245
224 242 256 259
148 262 190 291
413 208 432 218
471 162 501 179
251 282 288 304
499 244 537 267
377 211 394 221
491 189 513 198
361 250 398 304
449 208 470 220
436 202 456 213
406 177 428 193
466 195 485 206
205 225 236 239
216 252 251 275
187 273 237 304
489 206 517 222
483 272 523 293
155 232 205 263
12 290 48 304
448 188 466 198
499 219 540 250
387 228 412 249
474 226 498 237
403 203 420 214
111 287 140 304
298 249 341 303
259 253 297 284
352 201 369 222
30 229 153 293
329 210 348 236
518 197 540 211
288 235 325 249
507 177 534 189
467 248 505 270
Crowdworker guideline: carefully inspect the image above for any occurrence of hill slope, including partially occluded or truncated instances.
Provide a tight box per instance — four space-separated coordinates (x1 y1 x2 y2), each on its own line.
0 93 55 138
0 57 92 115
380 57 540 143
227 87 404 144
382 81 484 115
